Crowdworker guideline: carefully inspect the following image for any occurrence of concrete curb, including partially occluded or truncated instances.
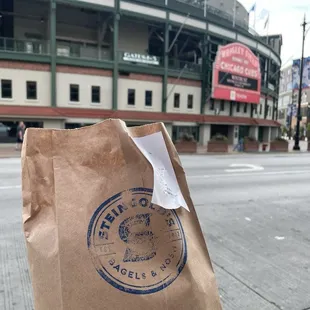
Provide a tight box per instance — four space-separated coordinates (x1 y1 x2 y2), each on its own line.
180 150 309 156
0 155 21 159
0 148 21 158
0 152 309 159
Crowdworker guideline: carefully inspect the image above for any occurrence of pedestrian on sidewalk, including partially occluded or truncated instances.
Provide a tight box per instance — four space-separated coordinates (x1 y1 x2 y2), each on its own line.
16 122 26 151
233 138 244 152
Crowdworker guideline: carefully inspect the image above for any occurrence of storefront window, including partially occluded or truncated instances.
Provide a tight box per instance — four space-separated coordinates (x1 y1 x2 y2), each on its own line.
65 123 94 129
172 126 199 142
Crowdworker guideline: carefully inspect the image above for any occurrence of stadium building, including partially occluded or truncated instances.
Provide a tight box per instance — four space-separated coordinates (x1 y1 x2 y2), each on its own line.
0 0 282 149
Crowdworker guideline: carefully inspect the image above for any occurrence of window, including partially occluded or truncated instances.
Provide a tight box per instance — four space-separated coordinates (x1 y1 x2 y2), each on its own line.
26 81 37 100
172 126 199 143
57 46 70 57
210 99 214 110
243 103 247 113
91 86 100 103
187 94 193 109
236 102 240 112
229 101 233 116
174 93 180 109
145 90 152 107
128 89 135 105
70 84 79 102
220 100 225 111
1 79 12 99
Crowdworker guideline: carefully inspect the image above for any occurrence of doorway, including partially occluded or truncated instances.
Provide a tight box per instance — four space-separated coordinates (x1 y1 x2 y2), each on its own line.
238 125 250 140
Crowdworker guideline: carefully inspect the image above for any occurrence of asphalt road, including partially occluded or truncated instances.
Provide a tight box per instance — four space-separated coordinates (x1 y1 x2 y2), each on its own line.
1 154 310 310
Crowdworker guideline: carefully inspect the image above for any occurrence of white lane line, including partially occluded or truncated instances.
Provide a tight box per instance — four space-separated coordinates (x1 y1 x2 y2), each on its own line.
225 164 264 173
0 185 21 190
187 169 310 179
275 236 285 240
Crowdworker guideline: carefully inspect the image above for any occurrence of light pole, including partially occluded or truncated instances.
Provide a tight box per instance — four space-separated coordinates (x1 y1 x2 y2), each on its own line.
294 15 309 150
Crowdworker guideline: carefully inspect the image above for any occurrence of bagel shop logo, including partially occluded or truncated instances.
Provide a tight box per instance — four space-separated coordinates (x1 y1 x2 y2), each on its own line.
123 52 160 65
87 188 187 294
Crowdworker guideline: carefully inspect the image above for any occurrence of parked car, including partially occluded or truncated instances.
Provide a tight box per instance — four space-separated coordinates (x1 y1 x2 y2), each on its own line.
0 123 10 137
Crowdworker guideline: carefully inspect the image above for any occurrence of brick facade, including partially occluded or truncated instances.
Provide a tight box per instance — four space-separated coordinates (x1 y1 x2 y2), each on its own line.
0 61 50 71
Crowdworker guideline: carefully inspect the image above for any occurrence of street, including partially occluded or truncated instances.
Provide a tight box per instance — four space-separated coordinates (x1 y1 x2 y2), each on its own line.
1 154 310 310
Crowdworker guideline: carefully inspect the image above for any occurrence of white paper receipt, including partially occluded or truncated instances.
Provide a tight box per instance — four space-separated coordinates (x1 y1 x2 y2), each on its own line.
132 132 189 212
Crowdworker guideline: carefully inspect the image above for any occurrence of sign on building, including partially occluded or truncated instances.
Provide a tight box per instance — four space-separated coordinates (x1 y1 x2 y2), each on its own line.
211 43 261 104
123 52 160 65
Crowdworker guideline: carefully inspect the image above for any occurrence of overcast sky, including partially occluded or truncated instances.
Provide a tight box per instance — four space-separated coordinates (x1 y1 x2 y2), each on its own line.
238 0 310 67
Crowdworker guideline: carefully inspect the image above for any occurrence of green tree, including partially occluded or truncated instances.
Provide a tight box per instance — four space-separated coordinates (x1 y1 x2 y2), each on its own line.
307 123 310 138
281 126 288 136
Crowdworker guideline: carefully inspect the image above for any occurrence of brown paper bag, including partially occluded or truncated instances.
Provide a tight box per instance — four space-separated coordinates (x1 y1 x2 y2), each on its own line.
22 119 222 310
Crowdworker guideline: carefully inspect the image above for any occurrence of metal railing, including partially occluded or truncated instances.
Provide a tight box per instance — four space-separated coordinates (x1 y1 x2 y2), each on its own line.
0 37 201 75
0 37 50 55
0 37 113 61
174 0 276 48
176 0 249 30
168 58 202 73
175 0 282 54
118 51 202 73
56 41 112 61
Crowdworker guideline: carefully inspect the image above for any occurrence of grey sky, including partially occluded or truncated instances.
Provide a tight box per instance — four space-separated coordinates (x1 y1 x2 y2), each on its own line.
238 0 310 66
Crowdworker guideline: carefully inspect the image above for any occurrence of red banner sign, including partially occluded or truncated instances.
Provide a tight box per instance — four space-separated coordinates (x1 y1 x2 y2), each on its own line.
212 43 261 104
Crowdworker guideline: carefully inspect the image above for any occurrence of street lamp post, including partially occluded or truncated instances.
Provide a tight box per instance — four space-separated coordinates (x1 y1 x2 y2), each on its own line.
294 15 309 150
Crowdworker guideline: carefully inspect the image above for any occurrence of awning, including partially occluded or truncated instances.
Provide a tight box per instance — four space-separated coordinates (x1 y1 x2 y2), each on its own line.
0 105 281 127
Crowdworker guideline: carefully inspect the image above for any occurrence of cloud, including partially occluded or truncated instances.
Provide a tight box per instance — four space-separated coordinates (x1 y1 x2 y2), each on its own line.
239 0 310 62
292 5 309 10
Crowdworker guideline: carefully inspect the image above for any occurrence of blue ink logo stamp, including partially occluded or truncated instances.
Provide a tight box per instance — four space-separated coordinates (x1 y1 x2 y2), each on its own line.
87 187 187 295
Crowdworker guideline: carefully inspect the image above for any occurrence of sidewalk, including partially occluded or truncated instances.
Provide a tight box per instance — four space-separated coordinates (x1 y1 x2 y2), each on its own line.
0 141 308 158
288 140 308 152
0 145 21 158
